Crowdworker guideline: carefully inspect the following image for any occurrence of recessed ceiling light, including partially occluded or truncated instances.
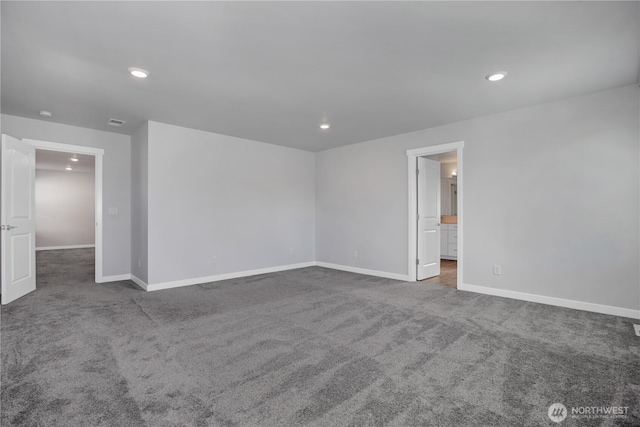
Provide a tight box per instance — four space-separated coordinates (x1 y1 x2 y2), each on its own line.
70 157 79 162
319 123 331 130
65 166 72 171
128 67 150 78
486 71 507 82
39 110 53 118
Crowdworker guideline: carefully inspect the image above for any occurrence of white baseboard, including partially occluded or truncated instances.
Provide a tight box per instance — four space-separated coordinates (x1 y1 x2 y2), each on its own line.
98 274 131 283
130 275 148 291
315 262 409 281
98 273 147 291
107 261 407 293
36 244 95 251
459 283 640 320
143 262 316 292
95 266 638 320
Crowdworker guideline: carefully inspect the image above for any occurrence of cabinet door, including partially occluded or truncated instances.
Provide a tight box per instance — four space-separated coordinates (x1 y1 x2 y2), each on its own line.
448 244 458 257
448 229 458 245
440 224 448 256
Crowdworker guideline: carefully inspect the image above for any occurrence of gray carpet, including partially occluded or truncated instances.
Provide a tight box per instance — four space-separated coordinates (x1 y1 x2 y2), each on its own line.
1 249 639 426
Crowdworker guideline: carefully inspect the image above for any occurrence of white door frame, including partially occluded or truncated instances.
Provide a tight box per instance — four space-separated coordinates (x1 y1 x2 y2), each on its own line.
23 139 105 283
407 141 464 284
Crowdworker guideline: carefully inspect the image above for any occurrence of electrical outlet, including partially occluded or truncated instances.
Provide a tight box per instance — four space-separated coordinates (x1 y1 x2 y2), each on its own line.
211 256 217 265
353 250 358 258
493 265 501 275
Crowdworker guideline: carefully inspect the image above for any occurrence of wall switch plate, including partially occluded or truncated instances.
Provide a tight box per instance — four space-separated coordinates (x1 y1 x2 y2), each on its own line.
493 265 502 275
108 207 118 216
289 248 294 255
138 259 141 268
211 256 217 265
634 324 640 337
353 250 358 258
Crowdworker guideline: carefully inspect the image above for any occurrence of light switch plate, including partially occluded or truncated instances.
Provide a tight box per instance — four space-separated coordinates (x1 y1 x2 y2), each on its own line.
634 324 640 337
108 207 118 216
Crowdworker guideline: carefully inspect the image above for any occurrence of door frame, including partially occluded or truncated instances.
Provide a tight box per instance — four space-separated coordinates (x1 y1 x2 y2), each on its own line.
23 138 106 283
406 141 464 283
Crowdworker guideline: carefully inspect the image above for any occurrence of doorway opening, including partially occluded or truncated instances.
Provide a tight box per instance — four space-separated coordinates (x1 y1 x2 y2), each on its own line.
35 149 97 283
420 151 458 287
24 139 105 284
406 141 463 286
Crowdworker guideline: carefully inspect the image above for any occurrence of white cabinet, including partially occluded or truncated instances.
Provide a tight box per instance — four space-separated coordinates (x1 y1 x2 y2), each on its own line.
440 225 448 256
441 223 457 260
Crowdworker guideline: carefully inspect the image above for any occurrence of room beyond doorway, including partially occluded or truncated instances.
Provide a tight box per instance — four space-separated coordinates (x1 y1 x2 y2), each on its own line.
35 150 96 251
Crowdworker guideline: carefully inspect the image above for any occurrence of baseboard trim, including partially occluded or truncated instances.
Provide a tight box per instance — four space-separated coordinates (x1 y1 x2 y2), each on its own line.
87 264 639 319
98 274 132 283
315 262 409 281
36 244 95 251
130 275 148 291
95 267 637 319
459 283 640 320
144 262 316 292
109 261 408 292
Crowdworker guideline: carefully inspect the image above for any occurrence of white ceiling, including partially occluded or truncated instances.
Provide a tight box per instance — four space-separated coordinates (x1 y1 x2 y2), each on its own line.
36 150 95 174
2 1 638 152
426 151 457 164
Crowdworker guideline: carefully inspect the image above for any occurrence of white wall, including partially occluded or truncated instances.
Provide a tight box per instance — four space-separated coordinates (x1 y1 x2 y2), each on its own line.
35 169 95 248
144 121 315 285
1 114 131 277
131 122 148 282
4 85 639 316
316 85 640 311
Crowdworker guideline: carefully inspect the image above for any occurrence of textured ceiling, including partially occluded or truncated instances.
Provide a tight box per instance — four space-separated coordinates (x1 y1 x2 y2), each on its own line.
2 1 638 152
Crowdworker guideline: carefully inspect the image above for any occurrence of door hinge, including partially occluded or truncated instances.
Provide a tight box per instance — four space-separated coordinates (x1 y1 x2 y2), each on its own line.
416 169 419 175
416 259 419 265
417 213 420 220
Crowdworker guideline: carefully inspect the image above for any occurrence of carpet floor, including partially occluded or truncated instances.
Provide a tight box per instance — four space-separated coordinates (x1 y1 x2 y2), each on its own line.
1 249 639 426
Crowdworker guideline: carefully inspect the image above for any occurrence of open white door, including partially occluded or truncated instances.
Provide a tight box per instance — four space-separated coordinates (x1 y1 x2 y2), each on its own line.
417 157 440 280
1 134 36 304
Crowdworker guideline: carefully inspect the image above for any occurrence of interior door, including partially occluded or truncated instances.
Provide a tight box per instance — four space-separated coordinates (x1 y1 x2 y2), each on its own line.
417 157 440 280
1 134 36 304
